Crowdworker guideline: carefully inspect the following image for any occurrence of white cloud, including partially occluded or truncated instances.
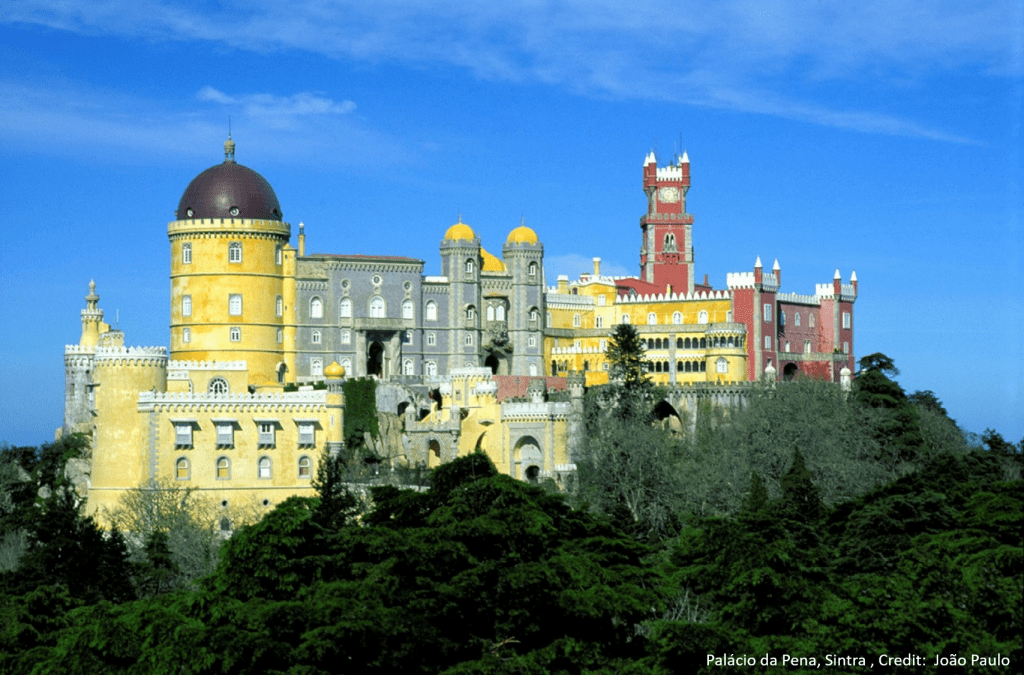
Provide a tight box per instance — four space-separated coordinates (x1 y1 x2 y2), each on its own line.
196 87 356 131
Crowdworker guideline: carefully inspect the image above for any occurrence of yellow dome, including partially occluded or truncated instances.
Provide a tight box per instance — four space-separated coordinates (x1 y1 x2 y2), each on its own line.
444 221 476 241
480 248 507 272
506 225 539 244
324 361 345 379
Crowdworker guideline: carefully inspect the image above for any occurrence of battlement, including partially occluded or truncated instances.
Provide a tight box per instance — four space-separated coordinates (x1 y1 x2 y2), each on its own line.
167 360 247 371
501 401 571 420
726 271 777 289
777 292 820 305
615 289 730 303
91 346 168 366
137 389 327 412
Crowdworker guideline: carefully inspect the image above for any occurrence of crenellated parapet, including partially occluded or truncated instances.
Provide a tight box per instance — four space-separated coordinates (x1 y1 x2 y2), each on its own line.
501 401 571 421
727 271 778 290
167 359 246 371
93 346 168 367
137 389 327 413
615 288 730 303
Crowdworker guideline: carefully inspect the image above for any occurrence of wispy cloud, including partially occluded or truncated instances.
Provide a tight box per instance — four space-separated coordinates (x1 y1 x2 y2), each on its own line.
5 0 1019 141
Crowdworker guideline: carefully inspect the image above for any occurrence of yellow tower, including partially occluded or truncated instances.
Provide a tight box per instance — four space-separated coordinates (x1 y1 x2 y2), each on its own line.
168 138 290 388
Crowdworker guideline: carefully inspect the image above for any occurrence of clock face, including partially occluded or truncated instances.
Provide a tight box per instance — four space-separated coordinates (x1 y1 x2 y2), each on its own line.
659 186 680 203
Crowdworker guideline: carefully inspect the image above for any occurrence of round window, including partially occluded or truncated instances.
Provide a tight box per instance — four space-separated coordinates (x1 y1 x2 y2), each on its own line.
229 206 240 217
403 281 412 291
186 207 194 217
372 275 383 286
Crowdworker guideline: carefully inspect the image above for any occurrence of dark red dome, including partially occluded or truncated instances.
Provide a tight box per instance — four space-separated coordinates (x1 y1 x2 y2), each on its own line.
176 159 282 221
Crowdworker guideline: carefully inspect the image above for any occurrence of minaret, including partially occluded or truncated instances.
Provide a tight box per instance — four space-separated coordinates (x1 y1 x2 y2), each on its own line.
640 150 694 293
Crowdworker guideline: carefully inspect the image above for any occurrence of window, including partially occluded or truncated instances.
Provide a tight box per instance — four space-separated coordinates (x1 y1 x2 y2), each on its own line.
785 341 791 352
804 340 812 354
795 312 801 327
310 358 323 376
341 358 352 374
672 311 682 324
842 312 851 329
600 339 607 351
763 304 772 322
809 313 815 328
298 424 315 448
466 306 476 321
339 298 352 318
780 311 786 326
182 327 191 344
465 333 474 346
764 335 772 350
529 308 538 322
310 297 323 319
275 245 282 265
465 259 475 274
843 341 850 354
228 242 242 263
216 456 231 479
426 361 437 376
574 340 582 350
495 305 505 322
230 327 241 342
573 313 581 328
182 242 192 264
546 312 552 326
258 456 272 479
647 312 657 325
621 314 630 324
528 262 538 278
298 455 312 477
276 296 283 317
215 422 234 448
597 294 606 306
312 329 321 344
425 301 437 321
175 456 190 480
276 328 283 343
595 316 604 328
403 330 412 344
487 306 494 322
182 295 192 317
403 358 414 375
528 335 537 347
369 297 385 318
229 294 242 316
208 378 229 395
402 300 414 320
174 424 193 448
341 329 351 344
716 357 728 373
698 310 708 324
529 363 537 376
426 332 436 346
258 422 275 447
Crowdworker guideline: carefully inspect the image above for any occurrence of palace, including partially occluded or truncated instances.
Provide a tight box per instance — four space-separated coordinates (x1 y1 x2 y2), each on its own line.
60 139 856 519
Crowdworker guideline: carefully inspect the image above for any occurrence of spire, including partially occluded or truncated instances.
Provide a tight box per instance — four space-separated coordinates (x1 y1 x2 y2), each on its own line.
850 270 858 282
772 258 780 271
681 150 689 164
224 134 235 163
834 268 841 280
755 256 763 269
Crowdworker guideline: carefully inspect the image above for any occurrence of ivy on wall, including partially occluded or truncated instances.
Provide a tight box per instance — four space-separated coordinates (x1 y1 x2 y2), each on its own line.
342 377 379 450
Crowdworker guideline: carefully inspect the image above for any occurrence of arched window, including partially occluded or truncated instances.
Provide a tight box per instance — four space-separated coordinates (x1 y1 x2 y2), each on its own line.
341 358 352 373
311 329 321 344
175 457 190 480
465 259 475 274
310 297 323 318
426 361 437 376
698 310 708 324
621 314 630 324
700 337 706 348
310 357 323 376
804 340 812 353
495 305 505 322
182 327 191 344
230 327 241 342
676 337 683 349
369 297 385 318
403 358 414 375
684 337 691 349
182 295 192 317
717 357 728 373
780 311 786 326
402 299 414 320
258 456 272 479
297 456 312 479
677 361 683 372
809 313 815 328
228 242 242 263
182 242 192 264
208 378 229 395
647 312 657 325
276 296 283 317
216 456 231 480
487 305 495 321
528 262 538 277
229 294 242 316
466 306 476 321
529 308 538 322
700 361 706 372
425 300 437 321
795 312 801 327
426 332 435 346
339 298 352 318
275 245 283 265
672 311 682 324
529 363 537 376
276 328 283 343
573 313 581 327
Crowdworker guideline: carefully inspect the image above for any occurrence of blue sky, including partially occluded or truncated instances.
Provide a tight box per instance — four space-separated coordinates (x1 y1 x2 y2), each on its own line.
1 0 1021 446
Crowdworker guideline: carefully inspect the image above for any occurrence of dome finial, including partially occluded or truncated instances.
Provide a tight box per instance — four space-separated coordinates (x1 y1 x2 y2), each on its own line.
224 117 235 162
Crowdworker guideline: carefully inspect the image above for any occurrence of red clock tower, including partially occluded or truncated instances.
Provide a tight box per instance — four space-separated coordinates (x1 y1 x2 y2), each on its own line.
640 151 694 294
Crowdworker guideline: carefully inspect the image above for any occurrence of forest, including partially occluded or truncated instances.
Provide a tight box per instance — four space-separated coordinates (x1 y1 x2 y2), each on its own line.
1 336 1021 674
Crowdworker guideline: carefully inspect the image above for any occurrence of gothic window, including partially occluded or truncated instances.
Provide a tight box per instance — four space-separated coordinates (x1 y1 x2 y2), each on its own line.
402 300 414 320
216 456 231 479
258 456 272 479
229 294 242 316
426 361 437 376
595 316 603 328
842 312 851 329
403 331 412 344
425 300 437 321
230 327 241 342
698 310 708 324
487 305 495 321
795 312 801 327
664 233 676 248
182 242 192 264
310 358 323 376
780 311 786 326
495 305 505 322
672 311 682 324
716 357 728 373
182 295 192 317
621 314 629 324
529 308 538 322
310 297 323 319
182 327 191 344
465 333 474 346
275 245 283 265
764 335 772 350
600 339 607 351
597 294 606 305
528 262 538 279
341 358 352 374
573 313 581 327
809 313 816 328
647 312 656 325
466 306 476 321
369 297 385 318
339 298 352 318
676 338 683 349
528 335 537 347
298 455 312 478
175 456 190 479
547 311 552 326
426 332 436 346
529 363 537 376
403 358 414 375
465 259 475 274
276 296 283 317
276 328 283 343
312 329 321 344
228 242 242 263
208 378 229 395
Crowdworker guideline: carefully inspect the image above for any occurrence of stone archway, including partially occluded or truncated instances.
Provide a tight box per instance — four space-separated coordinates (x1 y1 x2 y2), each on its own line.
783 362 799 381
484 351 509 375
514 436 542 482
367 341 385 377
